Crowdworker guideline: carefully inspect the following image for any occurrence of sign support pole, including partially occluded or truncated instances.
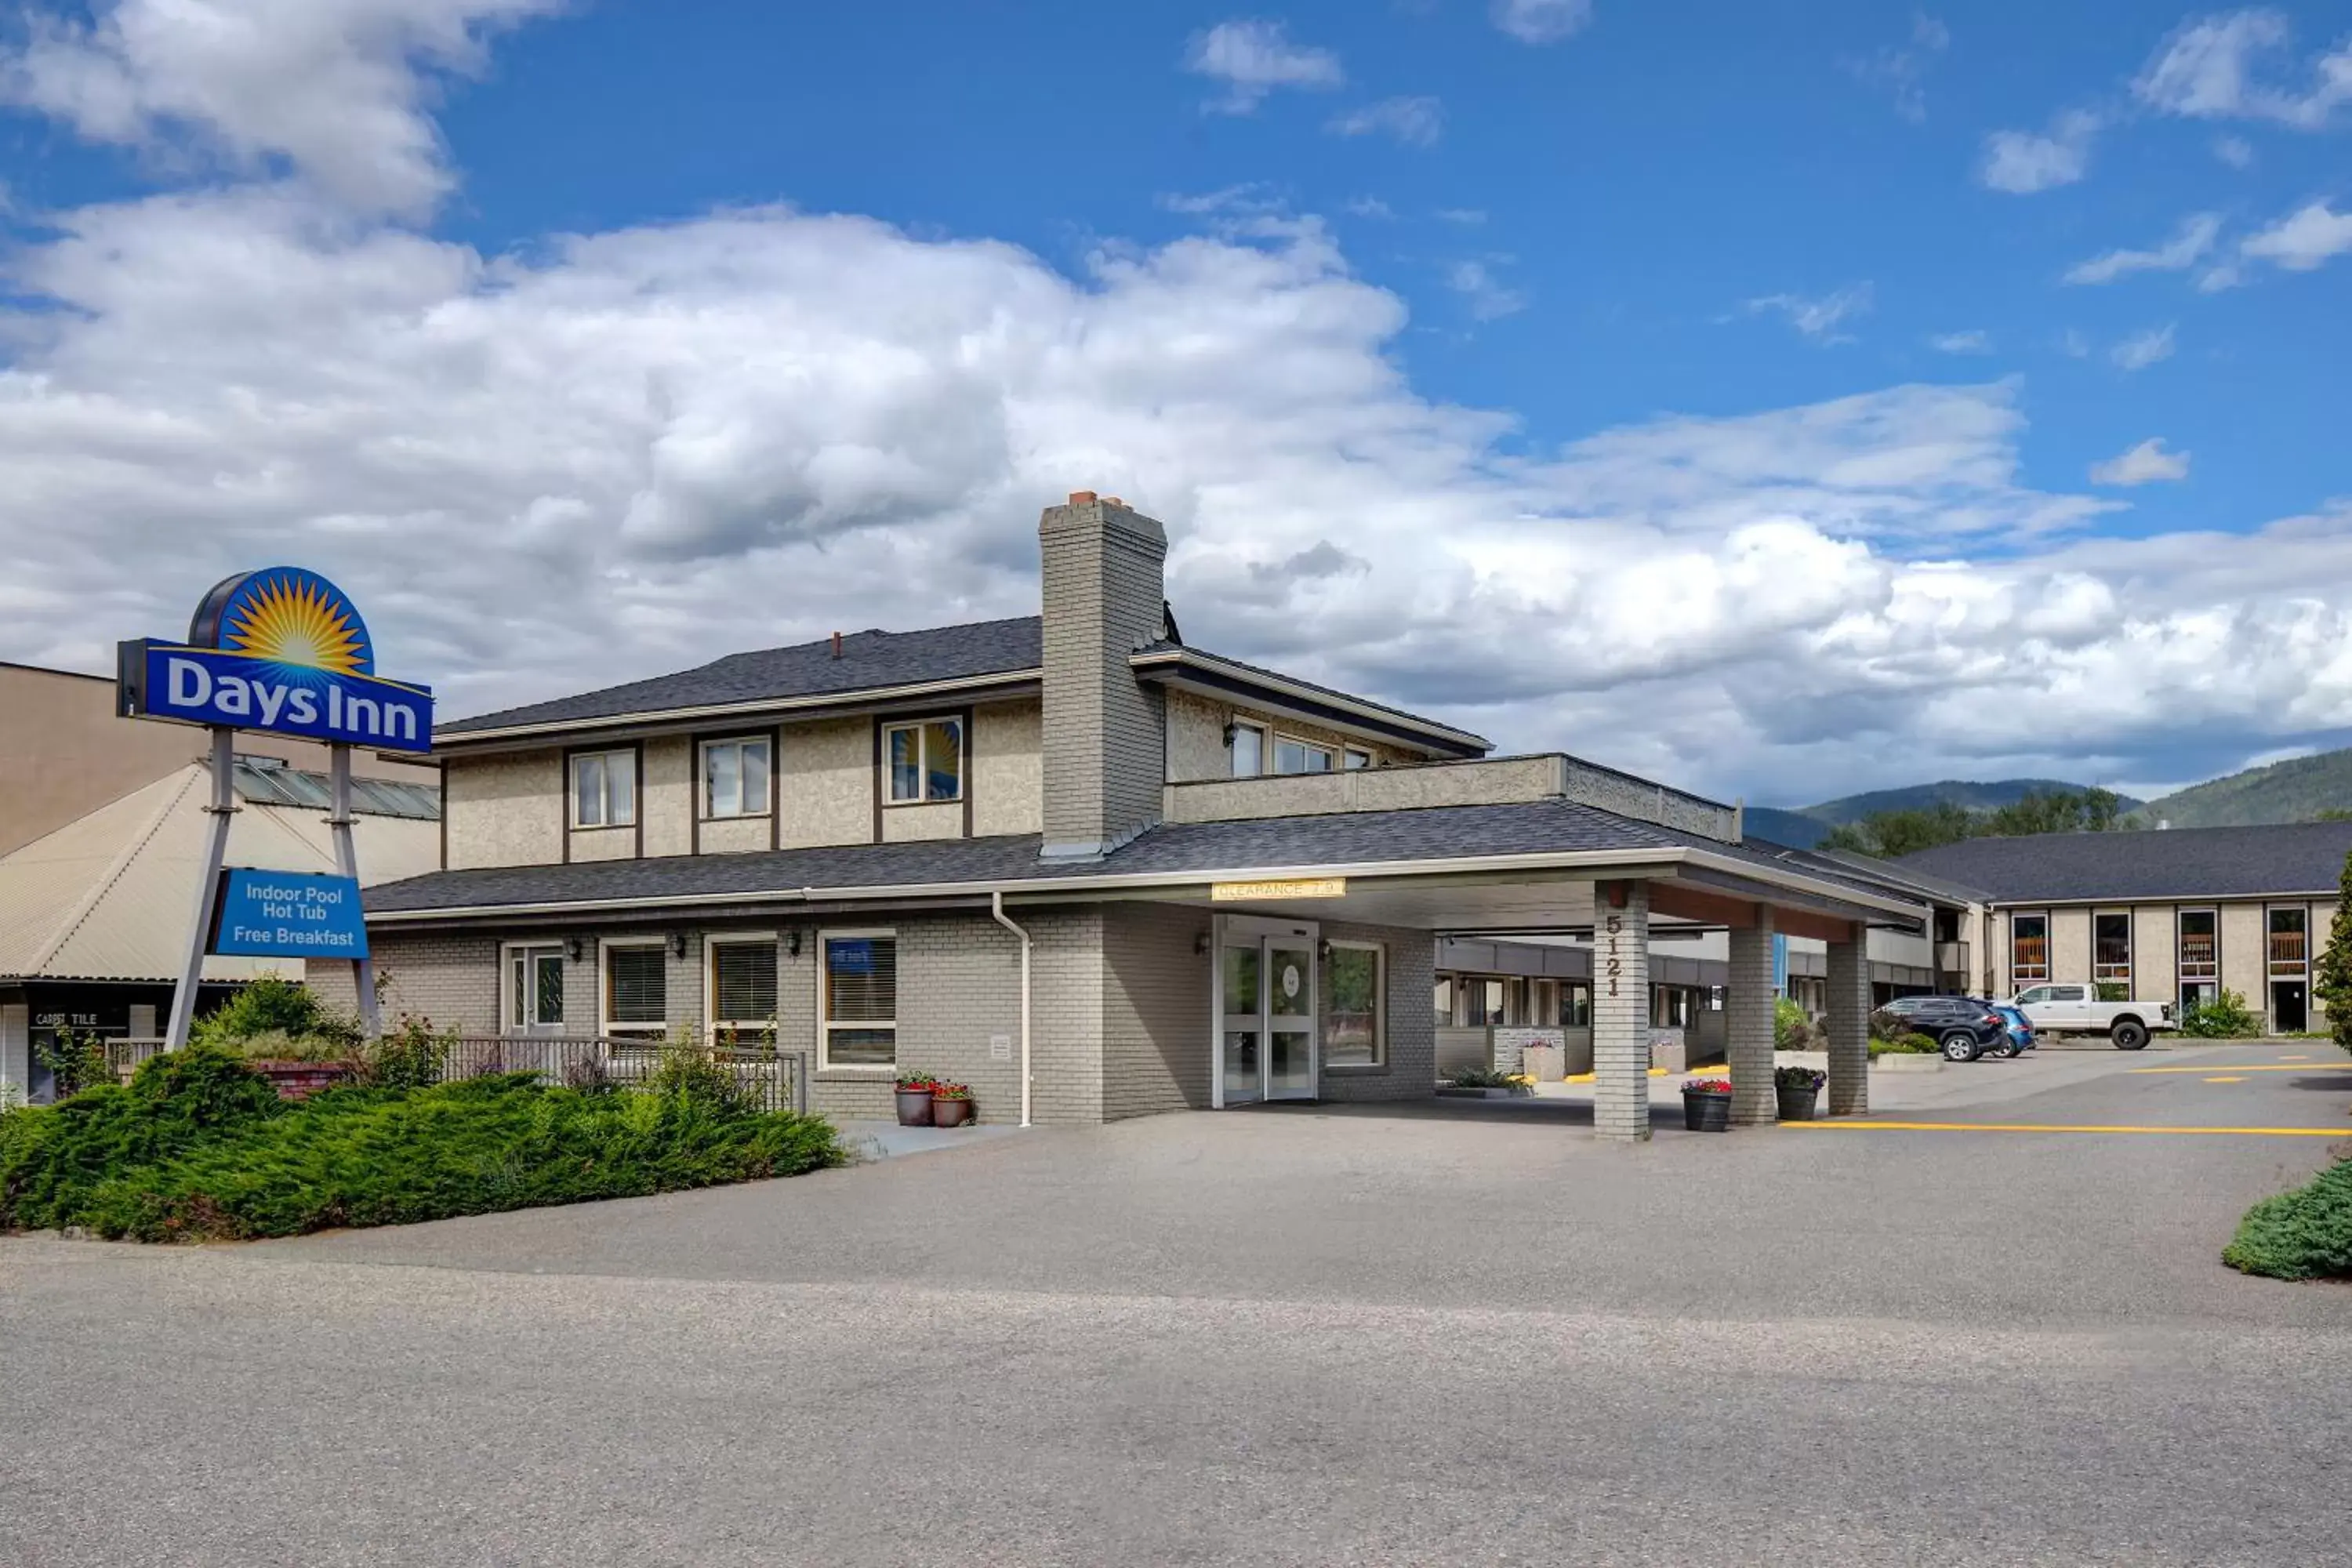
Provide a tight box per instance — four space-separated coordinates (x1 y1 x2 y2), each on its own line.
165 728 238 1051
328 743 382 1040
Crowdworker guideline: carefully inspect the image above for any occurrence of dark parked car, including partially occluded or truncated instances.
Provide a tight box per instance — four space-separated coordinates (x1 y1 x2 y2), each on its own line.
1877 994 2013 1062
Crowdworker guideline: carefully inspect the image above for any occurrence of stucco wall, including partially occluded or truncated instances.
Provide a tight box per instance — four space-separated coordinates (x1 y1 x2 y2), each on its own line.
779 716 871 848
568 826 635 862
880 801 963 843
641 737 692 858
699 815 770 855
2051 907 2092 985
2131 905 2176 1004
1164 688 1415 783
445 750 562 869
971 699 1043 837
2220 903 2266 1004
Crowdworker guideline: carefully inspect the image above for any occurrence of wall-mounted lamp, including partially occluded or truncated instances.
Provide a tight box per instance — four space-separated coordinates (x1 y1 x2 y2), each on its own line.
1221 720 1236 749
1194 931 1210 956
567 937 583 963
670 931 689 960
787 930 803 959
1317 938 1332 964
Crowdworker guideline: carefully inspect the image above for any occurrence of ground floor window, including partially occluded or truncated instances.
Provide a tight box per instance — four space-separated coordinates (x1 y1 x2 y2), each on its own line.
1563 982 1592 1028
2011 913 2049 982
1322 941 1383 1068
602 942 666 1039
822 931 897 1069
2179 980 2218 1013
1652 985 1697 1028
706 937 779 1042
1432 975 1454 1028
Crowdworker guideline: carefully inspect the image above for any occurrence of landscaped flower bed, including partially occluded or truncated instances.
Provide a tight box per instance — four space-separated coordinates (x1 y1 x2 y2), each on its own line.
0 1043 844 1243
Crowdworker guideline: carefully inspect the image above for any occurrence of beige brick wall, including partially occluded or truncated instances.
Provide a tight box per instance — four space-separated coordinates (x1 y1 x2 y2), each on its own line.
445 750 561 869
2220 902 2266 1004
2131 905 2176 1005
972 699 1042 837
641 737 692 858
1101 902 1213 1119
780 716 871 848
1040 498 1167 857
1316 916 1436 1102
314 930 504 1033
2051 907 2092 985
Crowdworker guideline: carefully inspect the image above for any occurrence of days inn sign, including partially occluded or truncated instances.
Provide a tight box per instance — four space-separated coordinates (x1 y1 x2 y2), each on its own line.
118 567 432 750
118 567 427 1048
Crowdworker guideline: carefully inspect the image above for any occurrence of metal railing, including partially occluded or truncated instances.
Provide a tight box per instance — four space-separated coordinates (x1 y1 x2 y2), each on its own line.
104 1038 169 1077
440 1035 809 1114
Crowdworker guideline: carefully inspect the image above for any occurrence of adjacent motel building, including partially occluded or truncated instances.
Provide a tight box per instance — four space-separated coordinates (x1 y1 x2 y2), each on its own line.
1898 825 2352 1034
341 493 1950 1137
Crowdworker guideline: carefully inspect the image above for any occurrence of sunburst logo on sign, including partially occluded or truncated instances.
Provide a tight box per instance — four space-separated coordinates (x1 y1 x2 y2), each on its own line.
207 568 374 678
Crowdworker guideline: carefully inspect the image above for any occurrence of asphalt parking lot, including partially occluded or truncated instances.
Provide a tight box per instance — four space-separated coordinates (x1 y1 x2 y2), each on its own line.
4 1042 2348 1566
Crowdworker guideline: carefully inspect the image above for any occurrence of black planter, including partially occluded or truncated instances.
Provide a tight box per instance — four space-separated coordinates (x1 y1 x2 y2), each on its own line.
1776 1084 1820 1122
895 1088 935 1127
1682 1089 1732 1133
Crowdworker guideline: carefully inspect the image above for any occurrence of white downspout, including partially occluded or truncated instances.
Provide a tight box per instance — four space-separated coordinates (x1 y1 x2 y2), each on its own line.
990 891 1033 1127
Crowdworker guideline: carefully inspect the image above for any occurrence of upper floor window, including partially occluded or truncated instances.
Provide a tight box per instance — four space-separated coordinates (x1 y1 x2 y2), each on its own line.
1231 722 1265 778
572 749 636 829
2178 909 2217 979
1342 747 1372 770
1273 736 1334 775
2269 906 2308 974
886 718 964 804
2093 911 2131 982
702 736 771 819
2011 912 2049 982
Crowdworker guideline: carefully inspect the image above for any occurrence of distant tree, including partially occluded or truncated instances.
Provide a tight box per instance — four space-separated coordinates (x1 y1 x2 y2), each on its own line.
2314 808 2352 823
1824 788 2127 858
1820 801 1975 858
2313 847 2352 1058
1984 787 2124 837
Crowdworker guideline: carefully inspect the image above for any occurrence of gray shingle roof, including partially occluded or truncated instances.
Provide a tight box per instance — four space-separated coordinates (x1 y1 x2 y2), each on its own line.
1130 641 1490 753
368 797 1920 916
1896 822 2352 903
438 617 1045 737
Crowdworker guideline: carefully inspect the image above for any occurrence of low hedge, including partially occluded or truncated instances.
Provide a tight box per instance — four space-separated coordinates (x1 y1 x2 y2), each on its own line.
0 1047 845 1243
2223 1160 2352 1281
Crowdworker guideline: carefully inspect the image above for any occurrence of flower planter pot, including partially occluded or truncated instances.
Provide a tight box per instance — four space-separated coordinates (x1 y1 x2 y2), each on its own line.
1681 1089 1732 1133
245 1059 358 1102
895 1088 935 1127
1775 1084 1820 1122
931 1096 974 1129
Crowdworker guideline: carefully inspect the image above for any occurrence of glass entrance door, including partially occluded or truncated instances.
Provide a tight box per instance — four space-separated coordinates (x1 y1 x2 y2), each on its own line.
506 945 567 1035
1217 921 1316 1105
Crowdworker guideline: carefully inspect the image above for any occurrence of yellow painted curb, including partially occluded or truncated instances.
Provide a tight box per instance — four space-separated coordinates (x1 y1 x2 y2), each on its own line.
2204 1076 2247 1083
1780 1120 2343 1137
2129 1062 2351 1074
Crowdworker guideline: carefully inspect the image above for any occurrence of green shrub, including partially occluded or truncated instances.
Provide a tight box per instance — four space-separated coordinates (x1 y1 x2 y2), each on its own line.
0 1048 281 1232
1773 997 1823 1051
1450 1066 1532 1093
357 1015 455 1091
211 1029 357 1064
2181 989 2262 1039
192 977 362 1054
34 1027 112 1098
2223 1160 2352 1280
1868 1033 1940 1058
644 1034 750 1113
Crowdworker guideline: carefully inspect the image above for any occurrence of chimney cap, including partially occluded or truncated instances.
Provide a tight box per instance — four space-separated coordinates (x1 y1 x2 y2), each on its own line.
1102 495 1125 506
1067 489 1097 505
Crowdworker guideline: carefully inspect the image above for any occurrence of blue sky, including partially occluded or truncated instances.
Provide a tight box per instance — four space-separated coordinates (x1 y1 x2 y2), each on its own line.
0 2 2349 804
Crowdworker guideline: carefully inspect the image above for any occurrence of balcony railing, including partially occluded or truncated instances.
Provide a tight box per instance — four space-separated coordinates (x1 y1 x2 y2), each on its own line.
2270 931 2307 973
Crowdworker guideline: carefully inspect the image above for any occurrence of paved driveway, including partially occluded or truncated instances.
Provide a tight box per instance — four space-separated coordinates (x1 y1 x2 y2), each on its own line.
5 1043 2349 1566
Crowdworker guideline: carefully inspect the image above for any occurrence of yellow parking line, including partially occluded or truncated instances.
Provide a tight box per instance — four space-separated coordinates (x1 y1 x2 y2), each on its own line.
2128 1063 2348 1074
2204 1076 2248 1083
1781 1121 2343 1137
2281 1054 2311 1061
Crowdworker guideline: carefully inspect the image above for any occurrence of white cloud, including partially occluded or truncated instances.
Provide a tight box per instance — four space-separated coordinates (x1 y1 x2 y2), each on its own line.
1842 11 1951 123
9 9 2352 801
1929 329 1991 354
2089 437 2191 485
1491 0 1593 45
2112 324 2178 371
1436 208 1487 226
2134 9 2352 129
1744 284 1873 343
1342 196 1396 220
2063 212 2223 284
1183 19 1343 114
2241 199 2352 270
2060 328 2092 358
0 0 561 216
1978 109 2100 194
2213 133 2256 166
1327 95 1443 147
1445 260 1527 320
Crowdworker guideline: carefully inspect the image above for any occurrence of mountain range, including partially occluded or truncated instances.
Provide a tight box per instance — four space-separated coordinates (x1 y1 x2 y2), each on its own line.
1747 749 2352 848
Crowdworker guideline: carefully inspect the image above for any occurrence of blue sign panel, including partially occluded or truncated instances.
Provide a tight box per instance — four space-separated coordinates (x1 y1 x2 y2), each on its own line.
210 869 371 959
828 938 876 975
118 566 432 750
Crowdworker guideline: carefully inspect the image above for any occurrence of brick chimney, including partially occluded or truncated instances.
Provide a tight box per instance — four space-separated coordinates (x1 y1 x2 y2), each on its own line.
1039 491 1168 860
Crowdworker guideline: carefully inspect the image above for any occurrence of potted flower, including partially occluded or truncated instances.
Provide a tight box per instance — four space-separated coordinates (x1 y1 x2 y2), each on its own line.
930 1077 975 1129
1774 1064 1827 1121
1681 1076 1733 1132
894 1072 938 1127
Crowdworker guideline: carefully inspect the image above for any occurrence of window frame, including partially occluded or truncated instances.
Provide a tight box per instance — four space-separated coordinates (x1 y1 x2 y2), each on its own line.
882 717 966 806
2010 911 2050 983
1321 938 1385 1071
2092 909 2132 985
569 747 638 829
598 938 669 1040
704 931 780 1041
698 735 774 822
1230 721 1267 779
2176 908 2218 982
2268 903 2310 976
1272 734 1336 775
1341 747 1373 771
818 926 898 1072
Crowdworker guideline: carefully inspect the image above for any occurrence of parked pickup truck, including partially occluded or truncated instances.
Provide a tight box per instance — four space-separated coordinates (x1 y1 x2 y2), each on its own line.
2002 983 2177 1050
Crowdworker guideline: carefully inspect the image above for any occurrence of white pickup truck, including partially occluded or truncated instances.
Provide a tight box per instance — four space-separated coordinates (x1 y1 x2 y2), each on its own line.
2002 983 2177 1051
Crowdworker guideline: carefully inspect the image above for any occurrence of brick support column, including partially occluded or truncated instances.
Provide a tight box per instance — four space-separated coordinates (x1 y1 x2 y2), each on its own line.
1826 927 1871 1116
1726 909 1777 1127
1592 880 1652 1142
